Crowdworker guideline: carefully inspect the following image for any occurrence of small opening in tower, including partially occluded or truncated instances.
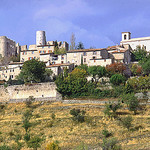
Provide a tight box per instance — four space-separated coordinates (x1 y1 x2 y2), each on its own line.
124 35 127 40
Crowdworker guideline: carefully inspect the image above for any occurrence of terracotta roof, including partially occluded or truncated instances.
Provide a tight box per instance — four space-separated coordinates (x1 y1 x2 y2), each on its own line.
9 62 23 65
46 63 72 67
112 50 127 53
37 44 55 47
40 52 54 55
21 49 38 52
67 48 106 53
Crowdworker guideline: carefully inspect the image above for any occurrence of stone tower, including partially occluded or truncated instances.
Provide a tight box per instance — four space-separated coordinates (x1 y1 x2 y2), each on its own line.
0 36 16 57
36 31 46 46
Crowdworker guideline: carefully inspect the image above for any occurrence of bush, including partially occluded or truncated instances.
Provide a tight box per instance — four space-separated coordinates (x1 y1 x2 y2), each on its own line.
110 74 125 86
24 133 30 142
102 138 121 150
121 93 139 114
121 116 133 131
125 76 150 92
25 96 35 108
103 101 122 118
51 113 56 120
22 109 32 133
27 136 42 150
46 141 61 150
142 59 150 74
0 145 12 150
73 142 88 150
102 129 112 138
70 108 86 123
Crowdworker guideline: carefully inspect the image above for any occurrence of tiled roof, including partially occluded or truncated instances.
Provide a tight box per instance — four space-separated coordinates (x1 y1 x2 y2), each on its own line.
40 52 54 55
21 49 38 52
67 48 106 53
9 62 23 65
112 50 127 53
46 63 72 67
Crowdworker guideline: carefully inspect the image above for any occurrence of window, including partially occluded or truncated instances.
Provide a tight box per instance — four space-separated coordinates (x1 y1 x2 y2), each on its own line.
84 58 86 62
32 51 34 54
48 46 51 48
93 56 96 59
61 61 64 64
61 55 64 60
10 75 13 79
93 51 97 55
124 35 126 40
83 52 87 56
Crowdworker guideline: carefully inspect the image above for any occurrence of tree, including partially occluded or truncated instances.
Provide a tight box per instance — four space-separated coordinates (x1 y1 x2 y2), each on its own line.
76 42 84 49
88 66 107 85
132 45 147 62
106 62 126 75
70 33 76 50
45 69 53 81
17 59 46 83
110 74 125 86
55 68 88 97
142 59 150 74
54 48 66 55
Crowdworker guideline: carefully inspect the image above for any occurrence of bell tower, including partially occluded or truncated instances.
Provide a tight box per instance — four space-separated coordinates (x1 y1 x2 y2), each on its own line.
122 32 131 41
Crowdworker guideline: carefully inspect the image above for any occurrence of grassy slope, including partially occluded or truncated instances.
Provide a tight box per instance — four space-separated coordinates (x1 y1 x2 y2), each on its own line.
0 101 149 150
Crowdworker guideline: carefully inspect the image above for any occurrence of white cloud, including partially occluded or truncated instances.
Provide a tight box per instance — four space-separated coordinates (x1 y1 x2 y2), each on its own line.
33 0 97 20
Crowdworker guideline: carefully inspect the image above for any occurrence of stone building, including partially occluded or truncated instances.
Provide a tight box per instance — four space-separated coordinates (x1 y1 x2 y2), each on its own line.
67 48 112 66
107 45 131 64
120 32 150 52
0 62 23 81
0 36 16 57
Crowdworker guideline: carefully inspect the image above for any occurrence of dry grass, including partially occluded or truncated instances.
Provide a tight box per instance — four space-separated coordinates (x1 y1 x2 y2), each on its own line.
0 101 149 150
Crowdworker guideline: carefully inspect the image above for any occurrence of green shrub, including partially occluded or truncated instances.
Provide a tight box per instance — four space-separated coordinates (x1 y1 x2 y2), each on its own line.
24 133 30 142
27 136 43 150
46 141 61 150
25 96 35 108
110 74 125 86
0 145 12 150
102 138 121 150
51 112 56 120
70 108 86 123
103 101 122 118
102 129 112 138
73 142 88 150
121 93 139 114
125 76 150 92
121 116 133 131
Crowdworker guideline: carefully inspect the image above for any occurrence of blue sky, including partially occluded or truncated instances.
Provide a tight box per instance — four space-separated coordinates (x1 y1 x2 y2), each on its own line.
0 0 150 49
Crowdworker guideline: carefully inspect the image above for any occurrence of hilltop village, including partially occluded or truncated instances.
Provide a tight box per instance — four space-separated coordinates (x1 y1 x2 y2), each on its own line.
0 31 150 81
0 31 150 150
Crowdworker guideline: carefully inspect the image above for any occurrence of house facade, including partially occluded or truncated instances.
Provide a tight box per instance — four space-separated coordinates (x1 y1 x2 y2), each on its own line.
67 48 111 66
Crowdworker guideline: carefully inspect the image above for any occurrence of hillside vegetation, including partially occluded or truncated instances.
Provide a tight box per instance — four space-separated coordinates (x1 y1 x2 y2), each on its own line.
0 100 149 150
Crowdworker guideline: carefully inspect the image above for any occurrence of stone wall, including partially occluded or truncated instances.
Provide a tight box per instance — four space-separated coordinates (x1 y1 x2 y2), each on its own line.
0 82 62 102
